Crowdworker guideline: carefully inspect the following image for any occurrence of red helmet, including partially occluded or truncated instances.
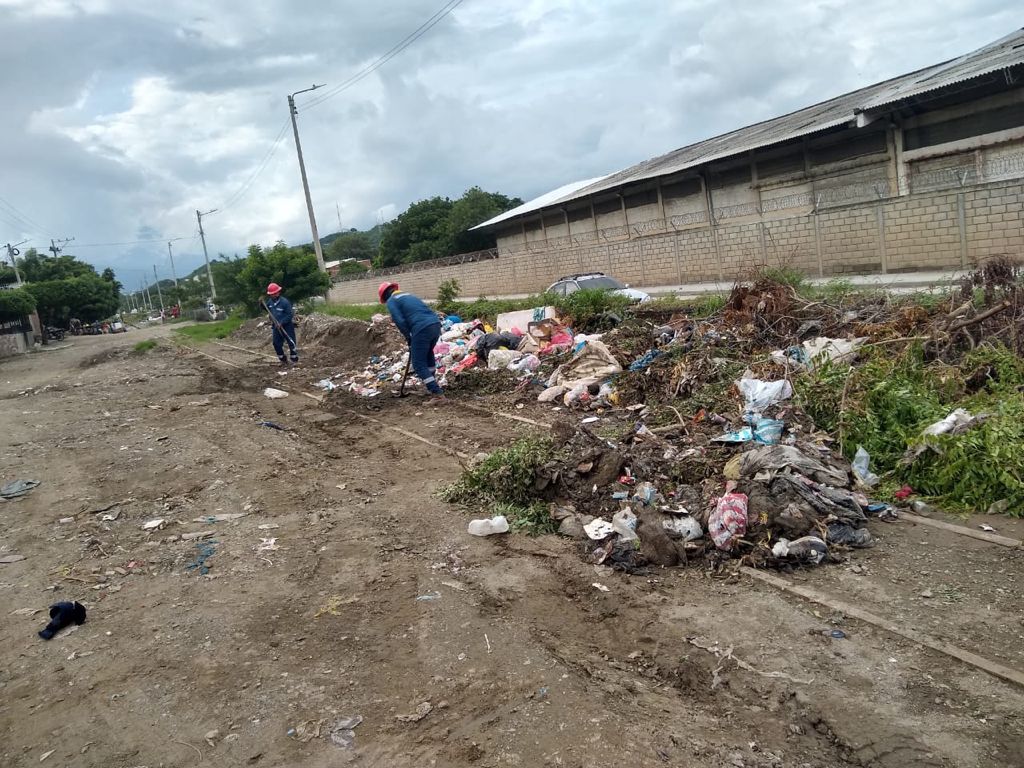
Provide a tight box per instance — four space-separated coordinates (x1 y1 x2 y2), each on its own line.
378 282 399 304
266 282 282 296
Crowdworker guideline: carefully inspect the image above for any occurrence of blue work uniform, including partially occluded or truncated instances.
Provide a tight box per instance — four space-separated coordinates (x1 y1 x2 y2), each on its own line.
266 296 298 362
385 291 442 394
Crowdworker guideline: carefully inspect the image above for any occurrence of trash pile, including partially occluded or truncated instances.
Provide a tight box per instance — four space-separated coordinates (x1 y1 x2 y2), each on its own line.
443 258 1024 569
329 308 593 398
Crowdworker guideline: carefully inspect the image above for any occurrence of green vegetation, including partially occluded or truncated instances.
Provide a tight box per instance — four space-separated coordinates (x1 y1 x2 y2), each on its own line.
12 249 119 325
441 437 557 534
172 314 245 342
436 278 461 312
376 187 522 268
0 287 37 322
795 343 1024 515
133 339 158 353
236 242 331 313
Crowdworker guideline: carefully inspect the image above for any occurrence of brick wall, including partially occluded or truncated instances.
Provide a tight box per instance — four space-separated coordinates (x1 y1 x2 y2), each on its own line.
328 179 1024 303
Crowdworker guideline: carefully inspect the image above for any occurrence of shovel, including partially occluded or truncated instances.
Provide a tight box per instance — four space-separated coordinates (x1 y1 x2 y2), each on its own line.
392 354 412 398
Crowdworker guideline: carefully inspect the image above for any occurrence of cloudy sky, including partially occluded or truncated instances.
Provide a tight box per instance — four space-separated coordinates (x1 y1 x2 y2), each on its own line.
0 0 1018 286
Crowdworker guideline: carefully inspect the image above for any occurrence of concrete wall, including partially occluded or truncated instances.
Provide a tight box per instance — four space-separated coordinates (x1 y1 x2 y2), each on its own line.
330 133 1024 303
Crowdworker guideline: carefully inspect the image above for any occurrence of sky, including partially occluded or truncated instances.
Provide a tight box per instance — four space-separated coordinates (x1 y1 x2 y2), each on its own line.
0 0 1019 288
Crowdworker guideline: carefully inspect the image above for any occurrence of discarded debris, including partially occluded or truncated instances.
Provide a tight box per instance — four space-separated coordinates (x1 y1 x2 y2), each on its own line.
467 515 509 537
142 518 166 531
328 715 363 749
1 554 27 564
1 479 40 499
262 387 289 399
38 601 87 640
396 701 433 723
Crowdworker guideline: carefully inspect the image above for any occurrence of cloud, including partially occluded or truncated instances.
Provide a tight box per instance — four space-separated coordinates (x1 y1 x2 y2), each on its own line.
0 0 1018 284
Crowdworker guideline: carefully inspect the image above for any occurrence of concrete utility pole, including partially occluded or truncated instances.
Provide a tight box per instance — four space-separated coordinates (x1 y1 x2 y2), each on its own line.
196 208 218 299
152 265 165 314
5 240 27 285
167 241 179 290
48 237 73 257
288 85 327 273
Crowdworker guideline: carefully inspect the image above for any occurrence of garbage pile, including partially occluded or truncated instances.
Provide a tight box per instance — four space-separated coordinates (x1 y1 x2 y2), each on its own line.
329 308 593 398
530 378 889 572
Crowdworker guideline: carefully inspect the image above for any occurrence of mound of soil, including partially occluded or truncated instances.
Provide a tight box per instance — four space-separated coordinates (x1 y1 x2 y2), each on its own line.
299 314 404 367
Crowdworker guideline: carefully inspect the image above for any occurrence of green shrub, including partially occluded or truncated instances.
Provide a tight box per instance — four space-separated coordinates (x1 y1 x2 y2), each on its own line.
436 278 461 313
441 437 553 507
133 340 158 353
0 287 36 322
552 288 632 329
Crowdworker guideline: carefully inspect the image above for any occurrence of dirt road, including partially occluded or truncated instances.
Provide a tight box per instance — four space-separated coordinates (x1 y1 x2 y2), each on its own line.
1 325 1023 767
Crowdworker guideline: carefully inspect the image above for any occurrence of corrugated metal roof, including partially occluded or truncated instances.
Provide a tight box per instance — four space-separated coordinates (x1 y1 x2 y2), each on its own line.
477 29 1024 229
472 175 610 230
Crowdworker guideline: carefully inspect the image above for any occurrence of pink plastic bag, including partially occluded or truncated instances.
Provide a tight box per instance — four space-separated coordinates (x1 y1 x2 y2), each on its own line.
708 492 749 551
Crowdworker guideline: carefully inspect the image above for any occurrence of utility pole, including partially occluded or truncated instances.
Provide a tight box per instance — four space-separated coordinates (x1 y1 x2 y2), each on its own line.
288 85 327 273
167 241 179 290
336 201 343 231
5 240 27 285
196 209 218 299
48 237 73 257
152 265 165 315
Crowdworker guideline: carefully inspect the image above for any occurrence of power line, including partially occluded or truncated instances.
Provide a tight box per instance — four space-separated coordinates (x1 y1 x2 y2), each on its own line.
71 236 189 248
0 194 55 238
302 0 465 110
217 118 292 213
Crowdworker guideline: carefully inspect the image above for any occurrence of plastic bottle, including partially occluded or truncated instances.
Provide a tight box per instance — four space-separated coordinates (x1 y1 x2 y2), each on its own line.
467 515 510 536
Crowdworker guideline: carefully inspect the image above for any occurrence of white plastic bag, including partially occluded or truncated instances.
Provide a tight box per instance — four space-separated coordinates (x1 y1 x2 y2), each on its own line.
852 446 879 488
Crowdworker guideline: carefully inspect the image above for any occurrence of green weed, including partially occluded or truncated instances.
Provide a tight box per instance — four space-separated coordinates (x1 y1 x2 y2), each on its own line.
493 501 558 536
172 314 245 342
440 437 554 507
132 339 157 353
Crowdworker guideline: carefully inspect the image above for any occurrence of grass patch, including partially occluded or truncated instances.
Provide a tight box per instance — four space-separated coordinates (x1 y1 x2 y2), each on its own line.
440 437 558 534
133 339 157 353
794 343 1024 515
172 314 245 342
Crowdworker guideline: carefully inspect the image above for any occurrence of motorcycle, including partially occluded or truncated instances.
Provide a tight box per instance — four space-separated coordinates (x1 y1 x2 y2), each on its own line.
45 326 66 341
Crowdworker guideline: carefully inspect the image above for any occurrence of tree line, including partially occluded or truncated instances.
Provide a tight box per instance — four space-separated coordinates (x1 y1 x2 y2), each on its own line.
322 186 521 271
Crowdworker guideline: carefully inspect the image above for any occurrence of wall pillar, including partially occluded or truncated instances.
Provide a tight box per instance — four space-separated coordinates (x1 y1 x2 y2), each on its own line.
875 203 888 273
957 192 968 268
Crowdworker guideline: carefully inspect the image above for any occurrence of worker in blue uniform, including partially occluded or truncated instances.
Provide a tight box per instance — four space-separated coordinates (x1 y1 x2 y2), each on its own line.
378 281 443 397
265 282 298 365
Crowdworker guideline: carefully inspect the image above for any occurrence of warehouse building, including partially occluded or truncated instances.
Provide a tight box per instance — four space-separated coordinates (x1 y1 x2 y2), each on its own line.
330 29 1024 302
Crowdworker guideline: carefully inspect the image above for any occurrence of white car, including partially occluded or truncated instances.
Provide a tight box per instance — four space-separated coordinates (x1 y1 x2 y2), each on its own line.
547 273 651 303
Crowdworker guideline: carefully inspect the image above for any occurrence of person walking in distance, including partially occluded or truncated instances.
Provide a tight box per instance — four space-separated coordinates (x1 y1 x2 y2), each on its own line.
378 282 444 399
265 282 299 365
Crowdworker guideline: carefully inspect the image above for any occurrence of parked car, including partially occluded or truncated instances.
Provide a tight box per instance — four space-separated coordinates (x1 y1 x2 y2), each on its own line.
547 272 651 303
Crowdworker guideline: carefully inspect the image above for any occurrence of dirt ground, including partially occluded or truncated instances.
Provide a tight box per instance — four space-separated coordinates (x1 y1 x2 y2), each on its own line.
1 324 1023 768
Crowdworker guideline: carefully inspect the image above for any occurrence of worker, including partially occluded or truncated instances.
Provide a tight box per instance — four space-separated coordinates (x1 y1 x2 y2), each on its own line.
378 282 443 398
265 283 298 365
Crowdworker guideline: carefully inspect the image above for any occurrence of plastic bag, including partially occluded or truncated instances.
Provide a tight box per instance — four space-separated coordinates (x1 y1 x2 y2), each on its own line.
662 515 703 541
708 492 749 551
852 446 879 488
737 378 793 413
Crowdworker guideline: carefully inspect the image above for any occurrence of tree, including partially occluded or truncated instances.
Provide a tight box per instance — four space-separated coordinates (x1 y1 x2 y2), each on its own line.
26 275 119 325
326 231 374 263
0 266 18 286
0 287 36 322
101 267 123 295
446 187 523 254
208 256 248 306
336 260 369 277
376 196 454 268
236 241 330 313
17 249 95 282
373 188 522 267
